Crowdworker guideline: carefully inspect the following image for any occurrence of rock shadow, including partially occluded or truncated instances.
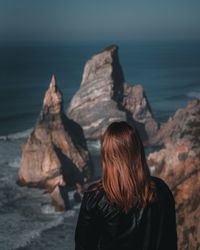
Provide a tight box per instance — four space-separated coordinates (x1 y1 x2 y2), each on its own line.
54 145 84 187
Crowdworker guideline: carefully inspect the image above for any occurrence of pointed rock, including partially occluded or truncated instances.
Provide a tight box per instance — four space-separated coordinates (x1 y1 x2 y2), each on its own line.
122 83 158 138
42 74 63 115
18 76 93 208
66 45 158 141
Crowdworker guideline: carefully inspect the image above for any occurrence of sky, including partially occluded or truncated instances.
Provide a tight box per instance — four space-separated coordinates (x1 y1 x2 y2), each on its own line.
0 0 200 42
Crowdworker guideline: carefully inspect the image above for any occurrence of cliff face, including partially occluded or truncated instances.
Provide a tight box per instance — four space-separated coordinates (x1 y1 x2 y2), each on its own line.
67 45 158 141
148 99 200 250
149 99 200 146
18 76 93 209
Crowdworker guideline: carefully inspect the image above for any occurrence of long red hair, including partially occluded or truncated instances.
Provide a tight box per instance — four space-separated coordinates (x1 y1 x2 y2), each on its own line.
100 121 157 213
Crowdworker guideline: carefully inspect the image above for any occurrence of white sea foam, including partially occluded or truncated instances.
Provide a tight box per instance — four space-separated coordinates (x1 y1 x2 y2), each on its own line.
68 190 76 201
41 199 77 218
87 140 100 153
0 127 33 141
41 204 58 215
64 209 76 218
187 91 200 99
8 156 21 168
13 216 64 250
73 203 81 210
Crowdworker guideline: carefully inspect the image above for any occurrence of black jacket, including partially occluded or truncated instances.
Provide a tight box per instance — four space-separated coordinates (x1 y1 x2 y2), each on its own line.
75 176 177 250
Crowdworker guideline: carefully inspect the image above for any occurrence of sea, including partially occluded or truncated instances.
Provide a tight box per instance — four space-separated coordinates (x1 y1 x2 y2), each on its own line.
0 40 200 250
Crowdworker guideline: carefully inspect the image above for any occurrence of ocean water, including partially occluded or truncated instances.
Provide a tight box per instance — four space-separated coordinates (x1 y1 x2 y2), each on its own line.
0 41 200 249
0 136 100 250
0 41 200 135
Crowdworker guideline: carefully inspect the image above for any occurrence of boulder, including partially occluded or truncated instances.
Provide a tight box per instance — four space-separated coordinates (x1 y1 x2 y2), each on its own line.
67 45 158 141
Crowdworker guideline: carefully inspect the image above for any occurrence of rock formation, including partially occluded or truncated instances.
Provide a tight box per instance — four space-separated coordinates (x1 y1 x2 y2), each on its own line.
148 99 200 250
66 45 158 141
122 83 158 138
18 76 93 209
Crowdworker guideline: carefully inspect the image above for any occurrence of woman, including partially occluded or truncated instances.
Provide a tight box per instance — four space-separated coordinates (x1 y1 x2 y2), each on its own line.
75 121 177 250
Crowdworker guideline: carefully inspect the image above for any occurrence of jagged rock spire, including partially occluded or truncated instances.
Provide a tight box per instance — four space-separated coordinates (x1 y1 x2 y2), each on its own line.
43 75 63 114
18 76 92 210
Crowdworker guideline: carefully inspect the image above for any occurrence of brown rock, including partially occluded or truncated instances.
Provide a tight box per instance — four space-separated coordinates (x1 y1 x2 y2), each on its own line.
149 99 200 146
123 83 158 138
50 185 66 211
148 99 200 250
67 45 158 141
18 75 93 208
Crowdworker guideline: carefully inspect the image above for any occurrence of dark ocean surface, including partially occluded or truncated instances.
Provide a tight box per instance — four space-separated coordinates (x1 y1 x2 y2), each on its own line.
0 41 199 249
0 41 200 135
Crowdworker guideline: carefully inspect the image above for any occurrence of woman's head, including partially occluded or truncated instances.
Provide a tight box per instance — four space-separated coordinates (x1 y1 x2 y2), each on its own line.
101 121 156 213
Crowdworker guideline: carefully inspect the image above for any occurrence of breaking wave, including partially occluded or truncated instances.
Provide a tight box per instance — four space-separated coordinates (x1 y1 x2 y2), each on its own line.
187 91 200 99
0 128 33 141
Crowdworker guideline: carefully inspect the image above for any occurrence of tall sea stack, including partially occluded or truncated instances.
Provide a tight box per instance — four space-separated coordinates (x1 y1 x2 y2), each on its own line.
66 45 158 141
18 76 93 209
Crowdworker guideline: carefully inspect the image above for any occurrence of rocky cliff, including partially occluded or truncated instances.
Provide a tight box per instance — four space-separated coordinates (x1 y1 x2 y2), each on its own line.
148 99 200 250
67 45 158 141
18 76 93 209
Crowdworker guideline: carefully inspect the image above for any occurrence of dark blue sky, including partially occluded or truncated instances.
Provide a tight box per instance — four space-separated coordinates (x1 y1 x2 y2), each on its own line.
0 0 200 42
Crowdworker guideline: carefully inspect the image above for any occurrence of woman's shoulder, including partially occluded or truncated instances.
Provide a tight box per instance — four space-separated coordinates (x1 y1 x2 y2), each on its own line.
150 175 171 191
150 175 175 204
81 179 105 212
85 178 103 192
